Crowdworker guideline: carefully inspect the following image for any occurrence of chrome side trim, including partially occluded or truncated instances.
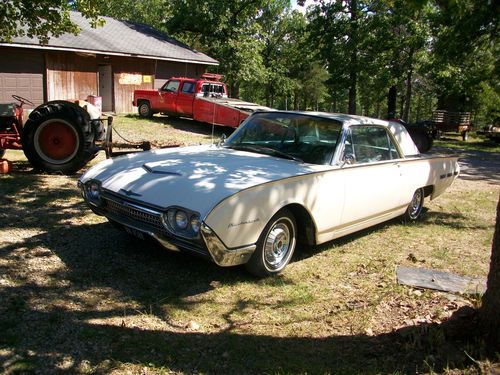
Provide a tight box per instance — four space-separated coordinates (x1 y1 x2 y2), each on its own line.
201 223 256 267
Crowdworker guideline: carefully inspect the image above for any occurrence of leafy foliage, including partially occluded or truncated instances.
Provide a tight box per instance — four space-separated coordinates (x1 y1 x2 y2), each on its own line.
0 0 103 44
1 0 498 123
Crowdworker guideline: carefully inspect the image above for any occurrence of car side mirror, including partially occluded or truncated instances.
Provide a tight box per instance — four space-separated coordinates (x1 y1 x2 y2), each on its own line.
217 133 227 147
343 153 355 165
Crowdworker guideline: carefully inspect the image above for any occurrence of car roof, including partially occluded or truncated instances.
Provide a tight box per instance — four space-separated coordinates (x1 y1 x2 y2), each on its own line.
253 110 420 157
264 111 388 127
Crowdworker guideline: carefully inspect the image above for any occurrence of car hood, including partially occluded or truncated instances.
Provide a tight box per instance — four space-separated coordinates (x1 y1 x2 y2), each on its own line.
80 145 328 218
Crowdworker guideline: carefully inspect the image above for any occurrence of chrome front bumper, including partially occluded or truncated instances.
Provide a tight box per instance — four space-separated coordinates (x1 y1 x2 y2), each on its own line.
82 189 255 267
200 224 255 266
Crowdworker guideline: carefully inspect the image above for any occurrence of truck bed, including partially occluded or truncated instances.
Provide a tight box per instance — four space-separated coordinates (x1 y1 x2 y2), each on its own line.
194 97 272 128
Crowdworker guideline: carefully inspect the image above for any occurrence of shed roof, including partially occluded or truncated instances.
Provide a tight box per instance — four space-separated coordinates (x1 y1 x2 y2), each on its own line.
1 12 218 66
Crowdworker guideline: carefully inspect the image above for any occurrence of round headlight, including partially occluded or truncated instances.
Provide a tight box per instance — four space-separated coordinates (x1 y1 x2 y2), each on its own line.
190 215 200 233
175 210 188 229
88 181 101 200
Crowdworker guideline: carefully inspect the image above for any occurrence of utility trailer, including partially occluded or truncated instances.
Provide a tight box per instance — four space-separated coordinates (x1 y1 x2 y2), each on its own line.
432 110 472 141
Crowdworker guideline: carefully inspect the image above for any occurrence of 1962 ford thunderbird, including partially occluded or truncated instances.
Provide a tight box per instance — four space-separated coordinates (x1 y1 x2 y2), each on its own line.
79 112 459 276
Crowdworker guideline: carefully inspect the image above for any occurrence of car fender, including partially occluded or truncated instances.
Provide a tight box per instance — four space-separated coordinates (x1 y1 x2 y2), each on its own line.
204 171 334 249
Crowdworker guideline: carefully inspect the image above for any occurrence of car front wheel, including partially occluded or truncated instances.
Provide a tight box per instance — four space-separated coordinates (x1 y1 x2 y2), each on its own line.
245 208 297 277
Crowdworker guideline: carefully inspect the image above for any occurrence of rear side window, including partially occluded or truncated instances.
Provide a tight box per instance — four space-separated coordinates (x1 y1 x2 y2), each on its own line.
201 83 225 95
181 82 195 93
345 126 401 164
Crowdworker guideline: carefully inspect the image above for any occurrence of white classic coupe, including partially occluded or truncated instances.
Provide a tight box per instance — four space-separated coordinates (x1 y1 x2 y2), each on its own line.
79 112 459 276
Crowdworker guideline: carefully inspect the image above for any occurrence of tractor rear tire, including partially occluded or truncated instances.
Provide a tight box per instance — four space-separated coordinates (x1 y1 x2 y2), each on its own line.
22 101 97 174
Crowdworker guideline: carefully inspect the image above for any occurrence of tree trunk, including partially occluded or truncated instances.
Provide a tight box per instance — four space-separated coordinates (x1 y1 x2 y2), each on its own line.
399 91 405 120
229 81 239 99
347 0 358 115
265 84 271 107
480 195 500 350
402 68 412 122
415 94 421 122
387 85 397 118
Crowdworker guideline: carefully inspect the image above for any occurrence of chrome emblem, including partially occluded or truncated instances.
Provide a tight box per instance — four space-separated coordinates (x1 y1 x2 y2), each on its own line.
120 188 141 197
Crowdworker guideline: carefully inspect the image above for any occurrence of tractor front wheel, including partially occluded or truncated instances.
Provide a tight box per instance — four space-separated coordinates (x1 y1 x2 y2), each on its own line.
22 101 97 174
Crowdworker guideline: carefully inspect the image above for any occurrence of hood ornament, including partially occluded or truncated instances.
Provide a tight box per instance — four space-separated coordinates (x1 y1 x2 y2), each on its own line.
120 188 141 197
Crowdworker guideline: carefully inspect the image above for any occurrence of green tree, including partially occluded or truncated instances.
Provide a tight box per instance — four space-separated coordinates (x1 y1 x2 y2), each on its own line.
0 0 103 43
164 0 268 97
96 0 169 31
308 0 367 114
428 0 498 116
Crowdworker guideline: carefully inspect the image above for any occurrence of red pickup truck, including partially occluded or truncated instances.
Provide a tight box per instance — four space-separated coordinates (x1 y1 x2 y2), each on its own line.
133 74 270 128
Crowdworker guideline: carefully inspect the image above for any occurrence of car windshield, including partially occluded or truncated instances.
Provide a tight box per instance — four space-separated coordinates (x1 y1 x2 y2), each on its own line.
224 112 342 165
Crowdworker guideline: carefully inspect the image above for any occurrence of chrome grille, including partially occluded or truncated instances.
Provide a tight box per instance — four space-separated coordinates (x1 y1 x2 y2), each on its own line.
103 198 165 232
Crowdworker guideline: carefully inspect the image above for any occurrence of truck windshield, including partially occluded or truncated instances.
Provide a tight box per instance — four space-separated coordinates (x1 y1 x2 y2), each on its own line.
224 112 342 165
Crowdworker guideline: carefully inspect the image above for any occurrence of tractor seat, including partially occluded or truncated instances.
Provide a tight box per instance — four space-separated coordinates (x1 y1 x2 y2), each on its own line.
0 104 16 117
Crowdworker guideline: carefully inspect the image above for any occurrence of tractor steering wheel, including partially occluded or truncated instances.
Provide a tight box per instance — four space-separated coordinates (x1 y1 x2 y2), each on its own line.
12 94 35 107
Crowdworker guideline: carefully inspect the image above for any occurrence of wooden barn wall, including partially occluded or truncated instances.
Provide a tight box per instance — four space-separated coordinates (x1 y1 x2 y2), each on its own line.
111 57 155 113
46 52 98 101
41 51 210 113
154 61 207 90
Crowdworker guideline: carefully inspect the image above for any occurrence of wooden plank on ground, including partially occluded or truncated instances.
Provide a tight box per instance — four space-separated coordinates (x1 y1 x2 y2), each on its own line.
396 266 487 295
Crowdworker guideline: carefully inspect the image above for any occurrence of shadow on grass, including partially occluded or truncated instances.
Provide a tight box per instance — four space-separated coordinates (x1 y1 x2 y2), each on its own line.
0 280 486 374
0 145 494 374
0 221 486 373
0 198 489 373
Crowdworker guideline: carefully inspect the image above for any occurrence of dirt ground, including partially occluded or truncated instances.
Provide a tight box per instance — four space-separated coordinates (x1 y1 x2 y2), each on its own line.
0 121 499 374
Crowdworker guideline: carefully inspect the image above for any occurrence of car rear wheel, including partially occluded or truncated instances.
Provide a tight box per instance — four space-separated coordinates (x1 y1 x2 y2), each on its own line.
245 208 297 277
403 188 424 222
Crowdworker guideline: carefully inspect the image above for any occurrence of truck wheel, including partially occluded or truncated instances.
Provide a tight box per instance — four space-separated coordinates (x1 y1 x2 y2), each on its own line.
245 208 297 277
22 101 97 174
138 102 152 118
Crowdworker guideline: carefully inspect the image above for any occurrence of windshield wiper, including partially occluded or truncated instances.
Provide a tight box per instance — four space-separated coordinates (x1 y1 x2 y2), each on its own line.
225 144 303 162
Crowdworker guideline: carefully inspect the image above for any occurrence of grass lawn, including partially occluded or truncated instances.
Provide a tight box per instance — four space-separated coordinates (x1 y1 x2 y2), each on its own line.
0 114 499 374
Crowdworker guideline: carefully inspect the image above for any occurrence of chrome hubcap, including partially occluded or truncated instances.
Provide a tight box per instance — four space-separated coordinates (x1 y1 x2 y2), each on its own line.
264 221 293 270
409 189 423 219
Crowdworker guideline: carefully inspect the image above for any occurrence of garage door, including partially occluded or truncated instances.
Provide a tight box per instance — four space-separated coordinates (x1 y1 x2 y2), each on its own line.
0 48 45 108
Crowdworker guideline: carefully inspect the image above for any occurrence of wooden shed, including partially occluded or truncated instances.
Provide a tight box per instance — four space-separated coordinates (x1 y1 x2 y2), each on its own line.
0 12 218 113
